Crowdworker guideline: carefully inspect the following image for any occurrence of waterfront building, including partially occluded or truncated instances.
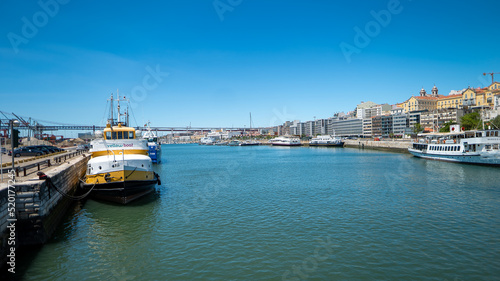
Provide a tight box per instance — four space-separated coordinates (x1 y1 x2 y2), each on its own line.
392 114 408 137
330 118 363 137
402 86 443 113
420 108 464 132
362 118 372 137
356 101 378 118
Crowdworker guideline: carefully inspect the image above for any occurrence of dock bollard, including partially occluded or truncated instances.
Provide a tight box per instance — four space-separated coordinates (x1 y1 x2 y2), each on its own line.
23 167 27 176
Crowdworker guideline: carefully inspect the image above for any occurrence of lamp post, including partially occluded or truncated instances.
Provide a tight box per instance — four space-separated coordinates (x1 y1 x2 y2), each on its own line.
10 119 19 172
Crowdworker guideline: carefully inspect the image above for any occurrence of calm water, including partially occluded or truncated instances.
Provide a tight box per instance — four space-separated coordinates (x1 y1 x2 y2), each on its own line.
17 144 500 280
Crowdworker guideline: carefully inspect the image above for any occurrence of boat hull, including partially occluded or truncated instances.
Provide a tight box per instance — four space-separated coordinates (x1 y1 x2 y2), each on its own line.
271 143 301 146
408 148 500 166
81 179 158 204
309 142 344 147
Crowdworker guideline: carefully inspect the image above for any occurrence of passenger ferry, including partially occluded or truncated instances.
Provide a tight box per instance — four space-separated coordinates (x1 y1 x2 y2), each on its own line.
269 136 301 146
408 125 500 166
309 135 344 147
81 95 160 204
143 122 162 164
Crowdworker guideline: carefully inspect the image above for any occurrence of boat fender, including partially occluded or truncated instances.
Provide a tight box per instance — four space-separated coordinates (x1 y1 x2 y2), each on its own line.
37 172 51 198
155 172 161 185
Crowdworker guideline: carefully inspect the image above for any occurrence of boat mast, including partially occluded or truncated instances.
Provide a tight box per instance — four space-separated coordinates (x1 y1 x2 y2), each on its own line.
249 112 252 129
109 93 114 125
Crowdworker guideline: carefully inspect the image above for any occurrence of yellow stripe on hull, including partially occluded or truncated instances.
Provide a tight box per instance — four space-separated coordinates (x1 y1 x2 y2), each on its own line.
85 170 155 184
91 149 148 157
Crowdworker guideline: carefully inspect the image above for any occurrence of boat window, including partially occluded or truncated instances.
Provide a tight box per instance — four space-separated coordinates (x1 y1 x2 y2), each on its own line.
117 131 123 139
486 131 490 137
112 132 118 139
129 132 134 139
496 131 499 137
106 132 111 140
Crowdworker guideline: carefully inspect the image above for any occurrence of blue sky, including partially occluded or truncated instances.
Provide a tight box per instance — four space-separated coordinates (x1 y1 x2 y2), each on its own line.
1 0 500 132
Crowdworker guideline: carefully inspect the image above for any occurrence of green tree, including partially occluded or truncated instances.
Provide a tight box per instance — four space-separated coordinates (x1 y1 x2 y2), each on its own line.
460 112 483 130
490 115 500 129
413 123 424 134
439 121 457 133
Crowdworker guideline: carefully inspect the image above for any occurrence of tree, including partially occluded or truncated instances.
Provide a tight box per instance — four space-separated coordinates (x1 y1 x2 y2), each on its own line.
413 123 424 134
490 115 500 129
439 121 457 133
460 112 483 130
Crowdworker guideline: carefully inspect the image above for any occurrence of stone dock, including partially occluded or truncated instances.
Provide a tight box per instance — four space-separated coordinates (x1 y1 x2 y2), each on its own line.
0 151 89 272
343 139 412 153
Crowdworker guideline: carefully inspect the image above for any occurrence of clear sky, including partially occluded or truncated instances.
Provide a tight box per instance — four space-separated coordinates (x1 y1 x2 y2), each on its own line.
1 0 500 130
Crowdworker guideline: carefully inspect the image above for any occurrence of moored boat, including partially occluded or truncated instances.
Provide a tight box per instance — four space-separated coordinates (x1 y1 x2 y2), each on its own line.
239 140 260 146
309 135 344 147
143 122 162 164
81 95 160 204
269 136 301 146
408 125 500 166
200 137 216 145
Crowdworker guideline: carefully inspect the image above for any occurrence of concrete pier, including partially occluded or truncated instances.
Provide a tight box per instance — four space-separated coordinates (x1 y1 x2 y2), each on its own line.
343 139 411 152
0 152 89 270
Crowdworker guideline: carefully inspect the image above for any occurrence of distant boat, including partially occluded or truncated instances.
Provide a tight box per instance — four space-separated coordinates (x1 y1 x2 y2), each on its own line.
143 122 162 163
227 140 241 146
200 137 216 145
309 135 344 147
239 140 260 146
269 136 301 146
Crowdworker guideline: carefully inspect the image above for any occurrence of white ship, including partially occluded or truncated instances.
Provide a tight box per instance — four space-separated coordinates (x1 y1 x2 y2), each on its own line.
408 125 500 166
200 137 216 145
269 136 301 146
309 135 344 147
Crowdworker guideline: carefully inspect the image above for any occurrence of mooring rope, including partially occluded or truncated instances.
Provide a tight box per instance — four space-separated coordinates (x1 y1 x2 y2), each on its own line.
43 176 98 201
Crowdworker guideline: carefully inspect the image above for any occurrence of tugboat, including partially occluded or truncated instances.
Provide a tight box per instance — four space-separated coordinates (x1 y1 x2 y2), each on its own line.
81 94 160 204
143 122 162 164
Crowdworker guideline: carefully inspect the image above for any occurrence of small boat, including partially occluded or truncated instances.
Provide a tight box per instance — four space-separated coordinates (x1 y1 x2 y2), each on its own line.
227 140 241 146
309 135 344 147
239 140 260 146
143 122 162 164
269 136 301 146
81 94 160 204
200 137 216 145
408 125 500 166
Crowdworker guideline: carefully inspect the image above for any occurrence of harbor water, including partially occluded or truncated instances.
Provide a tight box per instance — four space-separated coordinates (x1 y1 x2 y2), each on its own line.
17 144 500 280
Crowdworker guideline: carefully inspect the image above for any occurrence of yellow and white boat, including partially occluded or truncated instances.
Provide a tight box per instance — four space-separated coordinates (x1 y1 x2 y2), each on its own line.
81 95 160 204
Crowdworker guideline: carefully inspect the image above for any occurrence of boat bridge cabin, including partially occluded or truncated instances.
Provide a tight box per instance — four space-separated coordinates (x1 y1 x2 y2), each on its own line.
103 123 136 140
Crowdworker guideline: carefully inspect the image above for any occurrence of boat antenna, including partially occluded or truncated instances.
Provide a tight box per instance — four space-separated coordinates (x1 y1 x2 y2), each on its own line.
109 93 114 126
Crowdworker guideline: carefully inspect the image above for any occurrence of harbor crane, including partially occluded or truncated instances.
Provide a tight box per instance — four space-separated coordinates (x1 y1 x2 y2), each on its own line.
483 72 500 84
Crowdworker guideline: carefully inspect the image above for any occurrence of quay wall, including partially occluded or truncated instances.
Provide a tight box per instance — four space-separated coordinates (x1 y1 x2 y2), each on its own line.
343 139 411 152
0 154 89 269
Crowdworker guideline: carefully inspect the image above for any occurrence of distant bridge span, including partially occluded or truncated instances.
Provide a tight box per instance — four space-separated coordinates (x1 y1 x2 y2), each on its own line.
0 124 262 132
